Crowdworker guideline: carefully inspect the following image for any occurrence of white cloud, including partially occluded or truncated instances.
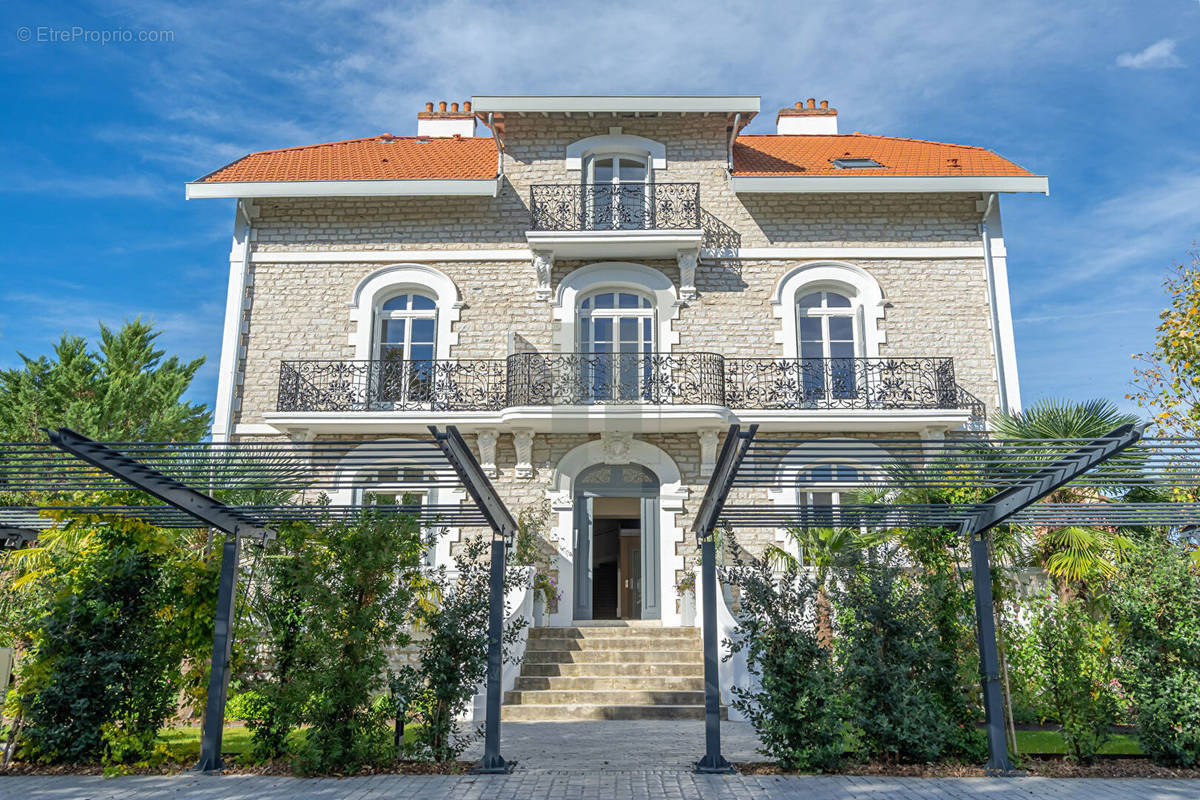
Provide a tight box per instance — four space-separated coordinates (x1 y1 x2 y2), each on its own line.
1116 38 1183 69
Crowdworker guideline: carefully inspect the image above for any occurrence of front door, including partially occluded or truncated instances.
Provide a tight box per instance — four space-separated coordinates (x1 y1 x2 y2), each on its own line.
572 464 661 621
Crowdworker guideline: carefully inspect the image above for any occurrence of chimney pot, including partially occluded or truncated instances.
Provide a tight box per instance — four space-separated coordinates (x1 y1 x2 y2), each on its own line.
820 100 828 109
425 102 433 112
439 101 447 112
464 100 472 113
807 98 816 109
795 101 802 109
450 102 459 112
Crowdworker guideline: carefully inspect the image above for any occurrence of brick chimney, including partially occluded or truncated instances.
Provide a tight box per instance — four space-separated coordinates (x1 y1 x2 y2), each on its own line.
777 99 838 135
416 100 476 137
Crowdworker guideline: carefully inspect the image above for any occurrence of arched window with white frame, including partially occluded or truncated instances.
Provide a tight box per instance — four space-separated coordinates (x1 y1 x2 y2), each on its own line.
797 288 860 402
374 291 437 403
577 289 655 401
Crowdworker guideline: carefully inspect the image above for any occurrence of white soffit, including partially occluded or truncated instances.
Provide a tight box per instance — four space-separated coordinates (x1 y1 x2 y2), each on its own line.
185 178 500 199
730 175 1049 195
472 95 761 115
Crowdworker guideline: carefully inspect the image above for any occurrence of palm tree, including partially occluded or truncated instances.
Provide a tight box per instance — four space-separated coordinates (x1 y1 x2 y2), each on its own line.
993 397 1140 598
767 525 890 647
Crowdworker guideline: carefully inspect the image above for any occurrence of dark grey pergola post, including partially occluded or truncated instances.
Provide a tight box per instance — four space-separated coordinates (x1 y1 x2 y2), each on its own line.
46 428 270 773
429 425 519 774
690 424 757 775
959 422 1144 774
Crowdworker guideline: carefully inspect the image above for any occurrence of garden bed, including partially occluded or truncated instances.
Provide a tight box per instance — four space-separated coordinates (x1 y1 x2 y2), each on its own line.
735 759 1200 779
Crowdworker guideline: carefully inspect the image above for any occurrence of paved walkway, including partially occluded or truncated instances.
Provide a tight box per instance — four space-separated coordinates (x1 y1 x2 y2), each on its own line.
4 722 1199 799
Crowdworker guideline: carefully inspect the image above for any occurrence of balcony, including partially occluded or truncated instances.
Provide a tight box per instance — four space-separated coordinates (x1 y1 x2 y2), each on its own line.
525 183 703 259
276 354 983 429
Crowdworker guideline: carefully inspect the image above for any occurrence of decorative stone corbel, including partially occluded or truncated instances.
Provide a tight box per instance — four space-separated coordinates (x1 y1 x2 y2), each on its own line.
513 429 535 478
677 247 699 301
598 430 635 464
475 429 498 477
698 428 720 475
532 250 554 301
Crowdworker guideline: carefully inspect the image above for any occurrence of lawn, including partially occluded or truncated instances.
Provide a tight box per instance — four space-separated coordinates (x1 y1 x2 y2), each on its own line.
1013 729 1142 756
158 724 424 762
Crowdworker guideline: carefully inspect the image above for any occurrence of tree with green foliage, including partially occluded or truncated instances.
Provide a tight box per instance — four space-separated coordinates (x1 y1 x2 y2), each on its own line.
1108 535 1200 766
13 517 213 765
403 536 529 763
0 318 210 442
1130 251 1200 440
994 398 1140 597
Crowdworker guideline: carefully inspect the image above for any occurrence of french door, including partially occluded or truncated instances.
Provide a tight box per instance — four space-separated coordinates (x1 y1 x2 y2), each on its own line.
578 291 654 402
797 290 859 403
375 293 436 404
585 154 650 229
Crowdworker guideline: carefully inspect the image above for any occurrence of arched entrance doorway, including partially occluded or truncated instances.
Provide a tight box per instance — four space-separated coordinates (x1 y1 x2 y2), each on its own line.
572 463 661 621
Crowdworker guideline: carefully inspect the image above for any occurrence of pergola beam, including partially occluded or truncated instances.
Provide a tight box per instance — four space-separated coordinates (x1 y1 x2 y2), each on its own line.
429 425 518 774
691 424 757 775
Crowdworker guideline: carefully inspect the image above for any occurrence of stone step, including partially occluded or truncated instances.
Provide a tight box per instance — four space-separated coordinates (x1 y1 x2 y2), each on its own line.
524 648 703 665
501 703 726 722
528 625 700 640
512 675 704 692
504 689 707 706
519 662 705 678
524 635 701 652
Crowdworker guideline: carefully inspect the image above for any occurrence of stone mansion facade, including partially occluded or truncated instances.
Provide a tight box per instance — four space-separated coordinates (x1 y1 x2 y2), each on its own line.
190 94 1046 629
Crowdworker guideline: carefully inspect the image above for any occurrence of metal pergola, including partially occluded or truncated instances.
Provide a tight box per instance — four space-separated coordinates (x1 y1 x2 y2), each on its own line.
0 426 518 774
690 423 1200 775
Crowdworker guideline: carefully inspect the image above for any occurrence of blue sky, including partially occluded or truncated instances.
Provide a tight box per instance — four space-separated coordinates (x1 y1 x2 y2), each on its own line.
2 0 1197 416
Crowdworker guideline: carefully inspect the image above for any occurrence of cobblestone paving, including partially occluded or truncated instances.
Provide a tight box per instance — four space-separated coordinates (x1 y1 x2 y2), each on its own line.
3 722 1198 799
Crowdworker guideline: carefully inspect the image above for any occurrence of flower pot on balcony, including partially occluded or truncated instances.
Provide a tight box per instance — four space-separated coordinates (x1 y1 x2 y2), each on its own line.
533 592 546 627
680 589 696 627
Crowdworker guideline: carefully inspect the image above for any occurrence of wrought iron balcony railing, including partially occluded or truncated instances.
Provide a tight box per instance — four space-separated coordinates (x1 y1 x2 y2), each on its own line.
506 352 725 406
277 354 982 419
277 357 508 412
529 182 701 231
723 357 961 411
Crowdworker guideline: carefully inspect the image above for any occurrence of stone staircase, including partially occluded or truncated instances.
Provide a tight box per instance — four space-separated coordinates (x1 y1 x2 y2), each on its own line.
503 623 726 721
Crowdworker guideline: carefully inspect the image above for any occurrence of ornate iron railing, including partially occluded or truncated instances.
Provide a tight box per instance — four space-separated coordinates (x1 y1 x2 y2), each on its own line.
277 358 508 412
277 354 983 418
723 357 961 411
506 352 725 406
529 183 701 231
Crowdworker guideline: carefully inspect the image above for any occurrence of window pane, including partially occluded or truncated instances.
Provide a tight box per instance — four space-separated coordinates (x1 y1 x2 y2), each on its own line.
594 292 614 309
829 340 855 359
593 318 612 341
581 297 591 309
642 317 652 344
835 465 859 482
800 339 824 359
592 158 613 183
641 296 651 309
619 317 638 342
381 319 406 344
828 316 854 341
411 294 436 310
809 464 832 482
382 294 409 311
411 318 435 343
618 159 646 182
618 292 640 309
580 318 591 345
797 292 822 310
799 317 823 342
826 292 852 308
410 343 434 362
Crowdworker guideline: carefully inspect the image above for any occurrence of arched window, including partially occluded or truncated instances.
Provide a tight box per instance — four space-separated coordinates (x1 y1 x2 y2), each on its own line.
354 465 435 565
375 292 437 402
585 152 650 230
578 290 654 401
797 462 862 529
797 288 859 402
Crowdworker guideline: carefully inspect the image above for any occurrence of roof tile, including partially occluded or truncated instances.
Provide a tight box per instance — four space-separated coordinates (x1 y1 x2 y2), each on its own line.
732 134 1035 177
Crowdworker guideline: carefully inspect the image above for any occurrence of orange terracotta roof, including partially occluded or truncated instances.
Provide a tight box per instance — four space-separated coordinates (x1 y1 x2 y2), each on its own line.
195 135 498 183
732 134 1035 177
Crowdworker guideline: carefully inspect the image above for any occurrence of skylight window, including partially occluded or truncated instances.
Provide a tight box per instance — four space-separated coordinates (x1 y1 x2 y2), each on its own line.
831 157 884 169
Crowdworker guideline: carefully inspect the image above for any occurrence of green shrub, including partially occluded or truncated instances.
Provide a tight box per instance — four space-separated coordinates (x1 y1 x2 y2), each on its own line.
402 536 528 763
1109 536 1200 766
722 542 845 772
1023 594 1118 763
15 520 203 764
288 507 424 775
832 554 972 764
